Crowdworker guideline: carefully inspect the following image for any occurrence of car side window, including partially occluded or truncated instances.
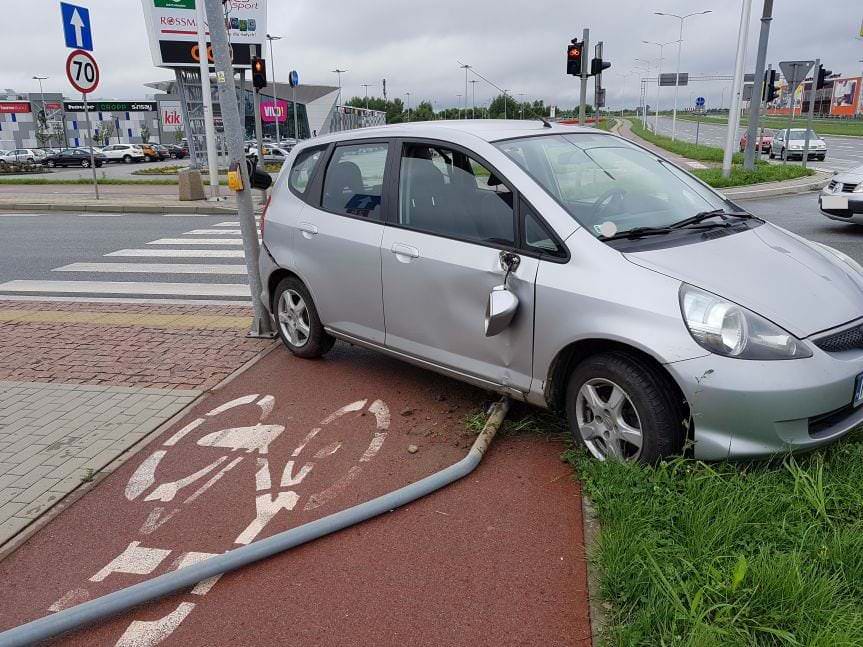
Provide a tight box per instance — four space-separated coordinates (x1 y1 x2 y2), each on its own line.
522 198 566 258
321 143 388 219
288 146 325 196
398 143 515 246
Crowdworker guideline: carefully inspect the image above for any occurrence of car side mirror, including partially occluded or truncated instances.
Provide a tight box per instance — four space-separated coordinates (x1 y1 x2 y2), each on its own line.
246 158 273 190
484 285 519 337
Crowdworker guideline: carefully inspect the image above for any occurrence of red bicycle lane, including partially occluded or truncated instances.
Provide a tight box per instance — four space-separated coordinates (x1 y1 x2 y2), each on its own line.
0 344 591 646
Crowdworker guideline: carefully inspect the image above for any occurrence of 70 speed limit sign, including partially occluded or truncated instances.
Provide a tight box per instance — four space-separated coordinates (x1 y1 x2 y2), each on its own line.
66 49 100 94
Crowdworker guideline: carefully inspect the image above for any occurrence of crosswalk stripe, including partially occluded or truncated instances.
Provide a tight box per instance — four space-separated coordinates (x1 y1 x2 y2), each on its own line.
214 222 240 226
147 238 243 246
184 229 242 235
105 249 245 258
0 280 250 297
54 263 248 275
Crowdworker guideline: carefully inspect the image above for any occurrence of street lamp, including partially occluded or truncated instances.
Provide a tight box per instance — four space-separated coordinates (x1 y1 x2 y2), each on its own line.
361 83 376 110
517 93 526 120
634 59 652 126
642 40 675 133
470 80 478 118
32 75 49 146
654 10 712 141
456 94 462 119
404 92 411 120
266 34 283 142
331 68 347 105
459 63 471 118
503 89 511 120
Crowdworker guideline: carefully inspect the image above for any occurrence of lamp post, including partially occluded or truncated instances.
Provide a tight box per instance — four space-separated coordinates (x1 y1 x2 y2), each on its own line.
642 40 675 133
456 94 462 119
634 58 652 126
471 80 479 118
654 10 712 141
32 75 49 146
517 93 526 119
459 63 471 118
266 34 283 142
404 92 411 121
331 68 347 105
503 89 511 119
361 83 376 110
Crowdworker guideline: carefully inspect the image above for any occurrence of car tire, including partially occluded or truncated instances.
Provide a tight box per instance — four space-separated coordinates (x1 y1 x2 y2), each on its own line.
47 160 56 168
81 159 90 168
123 155 133 164
566 352 683 464
272 277 335 359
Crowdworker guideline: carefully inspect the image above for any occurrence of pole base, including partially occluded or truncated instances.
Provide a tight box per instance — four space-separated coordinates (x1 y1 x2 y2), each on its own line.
247 315 277 339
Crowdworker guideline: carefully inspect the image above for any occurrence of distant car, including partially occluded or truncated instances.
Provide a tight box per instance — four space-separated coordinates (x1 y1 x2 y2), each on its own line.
141 144 162 161
166 144 188 159
739 131 773 154
152 144 172 160
258 145 291 165
819 165 863 224
44 148 106 168
0 148 47 163
770 128 827 161
100 144 146 164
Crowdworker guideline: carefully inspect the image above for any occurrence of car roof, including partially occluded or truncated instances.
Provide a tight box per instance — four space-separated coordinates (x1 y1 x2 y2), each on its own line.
306 119 601 147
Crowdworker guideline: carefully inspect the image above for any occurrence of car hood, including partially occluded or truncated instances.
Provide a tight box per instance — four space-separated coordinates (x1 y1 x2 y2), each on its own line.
624 223 863 338
789 138 826 147
833 166 863 184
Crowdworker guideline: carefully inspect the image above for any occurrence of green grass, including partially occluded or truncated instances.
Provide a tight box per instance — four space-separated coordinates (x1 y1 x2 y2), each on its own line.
597 118 616 132
678 114 863 138
565 432 863 646
692 163 814 189
629 119 743 164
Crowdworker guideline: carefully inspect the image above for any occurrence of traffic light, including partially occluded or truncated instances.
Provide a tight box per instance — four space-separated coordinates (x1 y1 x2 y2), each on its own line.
252 57 267 91
566 40 583 76
590 57 611 77
763 68 778 102
816 66 832 90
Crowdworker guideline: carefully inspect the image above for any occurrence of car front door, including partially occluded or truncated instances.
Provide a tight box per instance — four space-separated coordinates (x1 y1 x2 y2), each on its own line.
380 140 538 393
291 140 391 345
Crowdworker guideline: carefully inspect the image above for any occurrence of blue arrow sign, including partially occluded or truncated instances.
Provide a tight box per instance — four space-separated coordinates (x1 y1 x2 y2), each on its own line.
695 96 705 107
60 2 93 52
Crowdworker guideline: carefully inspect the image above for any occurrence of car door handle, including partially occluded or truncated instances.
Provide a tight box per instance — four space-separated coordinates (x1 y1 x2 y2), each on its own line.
298 222 318 238
390 243 420 261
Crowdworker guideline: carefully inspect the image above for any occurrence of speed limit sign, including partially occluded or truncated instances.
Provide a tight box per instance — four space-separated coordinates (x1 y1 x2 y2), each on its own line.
66 49 100 94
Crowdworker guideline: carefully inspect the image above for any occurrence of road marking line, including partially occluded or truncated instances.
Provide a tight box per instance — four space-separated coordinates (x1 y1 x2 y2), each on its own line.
106 249 245 258
0 294 250 306
0 280 251 297
184 229 242 235
147 238 243 246
115 602 196 647
54 262 248 275
214 221 239 226
161 213 222 217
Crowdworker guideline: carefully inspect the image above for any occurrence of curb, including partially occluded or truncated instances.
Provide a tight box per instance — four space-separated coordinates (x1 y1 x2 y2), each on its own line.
0 202 240 215
722 171 831 200
581 493 606 646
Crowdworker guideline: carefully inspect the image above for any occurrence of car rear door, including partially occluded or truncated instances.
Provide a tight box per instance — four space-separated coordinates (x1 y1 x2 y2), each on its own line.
288 139 391 345
379 139 540 393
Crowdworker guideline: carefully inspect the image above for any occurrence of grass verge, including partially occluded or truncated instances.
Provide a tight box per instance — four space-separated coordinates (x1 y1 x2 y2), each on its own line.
565 432 863 646
629 119 743 164
597 118 615 133
678 114 863 138
692 163 814 189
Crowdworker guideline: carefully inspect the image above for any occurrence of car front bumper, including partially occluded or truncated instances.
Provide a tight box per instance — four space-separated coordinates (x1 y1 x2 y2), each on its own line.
786 148 826 159
667 346 863 460
819 191 863 223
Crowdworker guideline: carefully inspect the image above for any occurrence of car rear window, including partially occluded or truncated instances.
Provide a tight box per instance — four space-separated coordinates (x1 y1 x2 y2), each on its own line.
288 146 326 196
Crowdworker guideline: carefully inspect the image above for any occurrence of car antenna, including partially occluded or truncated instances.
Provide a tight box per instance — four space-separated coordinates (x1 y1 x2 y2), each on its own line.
539 117 552 128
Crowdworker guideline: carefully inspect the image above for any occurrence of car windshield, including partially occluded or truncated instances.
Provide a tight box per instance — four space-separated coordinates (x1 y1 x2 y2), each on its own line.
787 129 818 140
494 133 729 238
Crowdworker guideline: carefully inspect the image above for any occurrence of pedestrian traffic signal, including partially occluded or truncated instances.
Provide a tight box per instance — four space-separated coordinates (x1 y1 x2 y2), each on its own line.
567 40 583 76
252 57 267 91
816 66 832 90
590 57 611 77
763 68 778 103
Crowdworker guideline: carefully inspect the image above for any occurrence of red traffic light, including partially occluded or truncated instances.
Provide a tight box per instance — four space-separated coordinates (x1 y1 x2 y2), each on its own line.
568 45 581 59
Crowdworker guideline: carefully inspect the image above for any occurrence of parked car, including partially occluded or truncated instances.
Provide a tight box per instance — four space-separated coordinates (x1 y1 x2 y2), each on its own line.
738 130 773 154
819 165 863 224
44 148 106 168
770 128 827 161
257 145 291 165
140 144 162 161
100 144 146 164
258 120 863 463
152 144 172 160
0 148 47 163
166 144 188 159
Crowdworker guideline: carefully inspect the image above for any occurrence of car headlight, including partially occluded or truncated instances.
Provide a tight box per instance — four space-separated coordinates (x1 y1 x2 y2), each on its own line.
789 143 802 149
680 284 812 360
854 183 863 194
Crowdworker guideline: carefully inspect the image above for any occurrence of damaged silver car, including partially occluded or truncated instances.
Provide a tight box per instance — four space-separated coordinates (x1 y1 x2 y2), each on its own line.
258 121 863 462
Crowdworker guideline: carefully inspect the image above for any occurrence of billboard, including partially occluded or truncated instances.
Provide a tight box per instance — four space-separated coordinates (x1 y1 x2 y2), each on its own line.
0 102 31 114
141 0 266 68
160 101 184 130
830 78 862 116
261 99 288 123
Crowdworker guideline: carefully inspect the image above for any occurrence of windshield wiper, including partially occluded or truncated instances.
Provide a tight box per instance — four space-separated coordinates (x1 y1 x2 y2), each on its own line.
670 209 754 229
601 225 672 241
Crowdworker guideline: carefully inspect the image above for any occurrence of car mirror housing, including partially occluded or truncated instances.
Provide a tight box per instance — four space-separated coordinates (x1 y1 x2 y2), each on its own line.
247 158 273 190
484 285 519 337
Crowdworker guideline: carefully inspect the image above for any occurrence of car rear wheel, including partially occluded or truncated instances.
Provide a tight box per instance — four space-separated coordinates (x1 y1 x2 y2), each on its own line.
47 160 56 168
566 352 683 464
123 155 133 164
273 277 335 359
80 159 90 168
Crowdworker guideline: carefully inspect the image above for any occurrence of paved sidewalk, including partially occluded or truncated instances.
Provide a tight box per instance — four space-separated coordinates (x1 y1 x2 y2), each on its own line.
0 300 274 553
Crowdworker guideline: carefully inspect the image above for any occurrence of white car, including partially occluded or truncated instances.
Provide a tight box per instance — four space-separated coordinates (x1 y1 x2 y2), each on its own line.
770 128 827 162
0 148 47 163
100 144 146 164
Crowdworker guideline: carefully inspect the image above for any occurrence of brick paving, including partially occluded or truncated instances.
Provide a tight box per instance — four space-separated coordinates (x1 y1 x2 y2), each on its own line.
0 381 199 547
0 300 274 552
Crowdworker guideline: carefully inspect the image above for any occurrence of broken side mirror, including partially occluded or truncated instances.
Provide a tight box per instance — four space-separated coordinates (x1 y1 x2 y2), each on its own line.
484 285 519 337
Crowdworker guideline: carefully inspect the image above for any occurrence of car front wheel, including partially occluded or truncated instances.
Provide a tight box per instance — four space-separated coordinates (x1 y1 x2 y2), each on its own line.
566 352 683 464
273 277 335 359
81 159 90 168
47 160 56 168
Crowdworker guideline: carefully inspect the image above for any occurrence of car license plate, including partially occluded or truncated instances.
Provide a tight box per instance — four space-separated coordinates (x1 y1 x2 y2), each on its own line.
822 195 849 210
854 373 863 407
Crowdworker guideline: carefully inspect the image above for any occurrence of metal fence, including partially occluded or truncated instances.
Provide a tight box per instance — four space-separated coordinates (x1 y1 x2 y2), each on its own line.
327 105 386 133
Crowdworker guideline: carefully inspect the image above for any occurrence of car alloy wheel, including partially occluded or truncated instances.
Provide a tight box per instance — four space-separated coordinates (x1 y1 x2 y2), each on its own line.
277 288 311 348
47 160 56 168
123 155 132 164
575 378 643 461
81 160 90 168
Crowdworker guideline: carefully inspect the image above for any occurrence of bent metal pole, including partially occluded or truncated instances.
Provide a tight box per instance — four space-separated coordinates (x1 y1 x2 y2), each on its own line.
0 399 510 647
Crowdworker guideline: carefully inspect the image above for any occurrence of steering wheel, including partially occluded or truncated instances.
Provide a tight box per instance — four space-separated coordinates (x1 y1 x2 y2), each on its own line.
593 188 627 222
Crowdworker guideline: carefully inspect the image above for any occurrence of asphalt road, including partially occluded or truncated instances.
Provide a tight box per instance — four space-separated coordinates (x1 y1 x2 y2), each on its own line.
1 158 185 181
649 115 863 174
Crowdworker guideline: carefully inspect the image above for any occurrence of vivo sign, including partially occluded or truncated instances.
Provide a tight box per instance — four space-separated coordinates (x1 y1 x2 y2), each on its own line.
261 99 288 123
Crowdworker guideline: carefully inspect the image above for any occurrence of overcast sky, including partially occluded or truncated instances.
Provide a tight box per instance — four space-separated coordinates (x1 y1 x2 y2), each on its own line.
2 0 862 111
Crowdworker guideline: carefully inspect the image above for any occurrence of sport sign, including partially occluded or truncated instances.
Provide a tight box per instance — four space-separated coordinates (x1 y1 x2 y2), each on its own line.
66 49 100 95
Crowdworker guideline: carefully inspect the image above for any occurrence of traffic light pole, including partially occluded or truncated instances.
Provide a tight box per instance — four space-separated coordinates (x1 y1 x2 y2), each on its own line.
579 28 589 125
743 0 773 171
204 0 274 338
801 59 820 169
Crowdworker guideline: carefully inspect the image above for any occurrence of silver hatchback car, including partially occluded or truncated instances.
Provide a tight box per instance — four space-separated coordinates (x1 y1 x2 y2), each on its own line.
258 120 863 462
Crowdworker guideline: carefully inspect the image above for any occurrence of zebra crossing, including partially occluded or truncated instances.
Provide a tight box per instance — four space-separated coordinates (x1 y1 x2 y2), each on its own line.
0 217 262 306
